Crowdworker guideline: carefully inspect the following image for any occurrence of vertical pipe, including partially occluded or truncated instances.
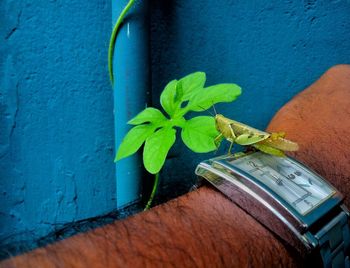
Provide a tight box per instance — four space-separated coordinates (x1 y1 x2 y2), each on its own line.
112 0 149 208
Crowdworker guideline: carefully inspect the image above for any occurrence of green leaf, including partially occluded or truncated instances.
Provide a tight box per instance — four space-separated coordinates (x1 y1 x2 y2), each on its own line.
160 72 207 117
188 84 241 112
181 116 219 153
160 79 179 117
143 127 176 174
115 124 156 161
179 72 206 100
235 133 268 145
128 107 167 126
174 80 184 103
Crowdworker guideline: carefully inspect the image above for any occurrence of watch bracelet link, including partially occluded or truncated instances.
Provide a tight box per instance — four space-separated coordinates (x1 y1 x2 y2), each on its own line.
314 210 350 268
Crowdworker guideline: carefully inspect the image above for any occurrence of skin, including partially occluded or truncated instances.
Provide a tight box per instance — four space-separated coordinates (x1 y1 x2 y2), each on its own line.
1 65 349 267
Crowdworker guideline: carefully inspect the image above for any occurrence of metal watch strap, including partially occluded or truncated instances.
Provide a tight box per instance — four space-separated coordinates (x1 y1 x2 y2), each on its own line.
315 211 350 268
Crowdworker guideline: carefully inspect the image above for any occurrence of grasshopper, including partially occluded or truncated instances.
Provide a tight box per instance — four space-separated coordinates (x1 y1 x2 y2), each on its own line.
214 114 299 156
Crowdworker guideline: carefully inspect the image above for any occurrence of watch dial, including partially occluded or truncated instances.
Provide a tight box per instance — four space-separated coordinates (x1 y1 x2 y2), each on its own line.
229 152 335 215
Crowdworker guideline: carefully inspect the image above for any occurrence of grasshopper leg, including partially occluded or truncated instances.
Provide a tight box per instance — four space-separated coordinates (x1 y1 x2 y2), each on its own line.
227 124 236 155
213 133 223 155
228 141 234 154
214 133 223 146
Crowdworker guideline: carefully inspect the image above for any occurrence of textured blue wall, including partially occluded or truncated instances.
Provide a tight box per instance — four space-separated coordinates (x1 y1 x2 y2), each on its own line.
150 0 350 199
1 0 350 253
0 0 115 247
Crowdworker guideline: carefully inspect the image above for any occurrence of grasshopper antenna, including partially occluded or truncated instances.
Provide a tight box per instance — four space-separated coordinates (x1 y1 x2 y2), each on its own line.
212 104 218 115
197 105 214 116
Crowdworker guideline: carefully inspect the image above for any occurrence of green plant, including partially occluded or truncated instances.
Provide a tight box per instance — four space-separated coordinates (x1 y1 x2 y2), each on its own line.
108 1 242 209
115 72 241 209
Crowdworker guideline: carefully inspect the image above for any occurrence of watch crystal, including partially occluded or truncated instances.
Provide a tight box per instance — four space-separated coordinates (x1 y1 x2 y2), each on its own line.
228 152 335 215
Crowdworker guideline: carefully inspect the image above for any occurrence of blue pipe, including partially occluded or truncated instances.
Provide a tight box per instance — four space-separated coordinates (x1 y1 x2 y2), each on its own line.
112 0 150 208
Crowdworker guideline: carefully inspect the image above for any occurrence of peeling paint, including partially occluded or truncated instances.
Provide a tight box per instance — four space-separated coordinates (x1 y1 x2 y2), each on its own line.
5 10 22 40
0 56 19 158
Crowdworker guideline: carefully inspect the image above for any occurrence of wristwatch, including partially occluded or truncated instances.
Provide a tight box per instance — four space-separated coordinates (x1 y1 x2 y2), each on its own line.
195 151 350 267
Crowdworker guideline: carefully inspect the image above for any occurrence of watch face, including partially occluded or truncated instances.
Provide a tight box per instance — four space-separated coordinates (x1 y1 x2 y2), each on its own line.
228 152 336 215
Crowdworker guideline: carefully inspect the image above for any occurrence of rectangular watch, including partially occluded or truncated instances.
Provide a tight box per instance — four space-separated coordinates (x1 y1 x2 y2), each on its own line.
195 151 350 267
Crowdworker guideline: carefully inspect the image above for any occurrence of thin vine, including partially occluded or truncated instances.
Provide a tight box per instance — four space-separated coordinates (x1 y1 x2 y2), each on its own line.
144 172 160 211
108 0 136 85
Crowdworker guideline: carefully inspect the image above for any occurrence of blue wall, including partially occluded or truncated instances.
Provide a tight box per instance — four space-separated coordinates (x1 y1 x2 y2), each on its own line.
150 0 350 198
0 0 115 247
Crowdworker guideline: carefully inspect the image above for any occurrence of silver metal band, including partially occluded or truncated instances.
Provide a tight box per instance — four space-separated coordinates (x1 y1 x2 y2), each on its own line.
315 211 350 268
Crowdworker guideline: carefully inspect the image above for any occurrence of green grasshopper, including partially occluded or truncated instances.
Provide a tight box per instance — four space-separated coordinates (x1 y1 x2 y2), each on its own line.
214 114 299 156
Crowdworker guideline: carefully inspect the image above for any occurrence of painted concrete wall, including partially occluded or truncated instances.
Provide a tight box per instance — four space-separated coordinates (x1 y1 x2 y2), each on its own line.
150 1 350 200
1 0 350 254
0 0 115 247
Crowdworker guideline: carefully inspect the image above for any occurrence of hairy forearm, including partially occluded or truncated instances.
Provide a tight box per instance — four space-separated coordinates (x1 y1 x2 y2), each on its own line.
0 186 299 267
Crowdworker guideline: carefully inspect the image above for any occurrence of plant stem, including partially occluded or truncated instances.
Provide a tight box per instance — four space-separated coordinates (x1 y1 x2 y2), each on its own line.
144 172 160 211
108 0 136 86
